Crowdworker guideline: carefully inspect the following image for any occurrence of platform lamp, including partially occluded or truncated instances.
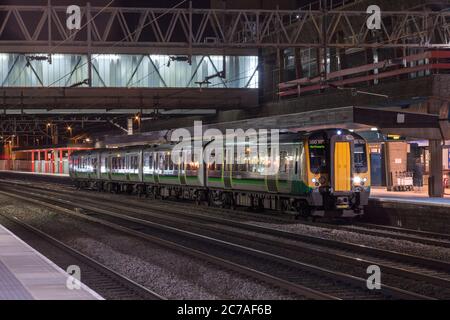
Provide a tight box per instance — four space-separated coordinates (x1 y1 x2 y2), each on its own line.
135 112 142 131
67 125 73 138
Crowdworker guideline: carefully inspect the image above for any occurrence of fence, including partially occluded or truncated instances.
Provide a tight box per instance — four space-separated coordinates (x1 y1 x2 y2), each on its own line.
0 160 69 175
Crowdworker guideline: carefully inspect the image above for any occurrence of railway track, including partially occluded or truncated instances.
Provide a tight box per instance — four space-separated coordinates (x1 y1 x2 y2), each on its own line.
11 183 450 298
2 178 449 249
349 223 450 244
0 184 435 300
0 214 165 300
0 188 338 300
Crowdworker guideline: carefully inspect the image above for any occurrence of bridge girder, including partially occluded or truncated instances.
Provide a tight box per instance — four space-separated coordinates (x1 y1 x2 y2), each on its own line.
0 5 449 54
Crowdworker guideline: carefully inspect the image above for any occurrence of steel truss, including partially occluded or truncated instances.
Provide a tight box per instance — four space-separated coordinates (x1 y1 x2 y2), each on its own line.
0 5 449 54
0 116 121 136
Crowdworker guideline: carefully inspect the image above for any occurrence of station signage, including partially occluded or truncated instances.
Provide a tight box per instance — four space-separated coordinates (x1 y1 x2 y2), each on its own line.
386 134 405 141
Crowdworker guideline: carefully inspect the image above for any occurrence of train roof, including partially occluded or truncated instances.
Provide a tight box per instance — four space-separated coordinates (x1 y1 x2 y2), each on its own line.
70 129 367 156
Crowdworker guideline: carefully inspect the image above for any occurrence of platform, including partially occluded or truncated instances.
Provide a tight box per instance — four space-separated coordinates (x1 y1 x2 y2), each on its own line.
0 224 102 300
0 170 69 177
370 187 450 207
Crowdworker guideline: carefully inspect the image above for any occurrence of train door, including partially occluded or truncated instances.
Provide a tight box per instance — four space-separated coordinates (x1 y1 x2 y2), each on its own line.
333 141 352 192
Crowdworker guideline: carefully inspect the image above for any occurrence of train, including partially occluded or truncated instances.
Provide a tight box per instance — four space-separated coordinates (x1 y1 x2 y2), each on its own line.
69 129 371 218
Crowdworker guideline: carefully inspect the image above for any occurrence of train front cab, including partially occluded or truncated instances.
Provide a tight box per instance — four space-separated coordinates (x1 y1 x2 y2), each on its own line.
306 130 370 218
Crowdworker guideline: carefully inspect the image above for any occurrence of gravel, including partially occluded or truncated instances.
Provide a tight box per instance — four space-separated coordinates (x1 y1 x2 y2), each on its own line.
245 220 450 262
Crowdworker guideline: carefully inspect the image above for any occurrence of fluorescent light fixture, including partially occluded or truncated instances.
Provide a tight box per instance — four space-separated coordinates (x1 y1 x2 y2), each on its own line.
97 54 120 61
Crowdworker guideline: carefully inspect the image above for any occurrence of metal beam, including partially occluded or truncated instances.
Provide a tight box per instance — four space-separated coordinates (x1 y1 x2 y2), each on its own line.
0 5 448 52
0 87 258 110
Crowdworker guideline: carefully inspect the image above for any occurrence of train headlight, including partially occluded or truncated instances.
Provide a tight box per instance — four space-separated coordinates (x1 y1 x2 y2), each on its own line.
312 178 320 187
353 176 362 184
353 176 367 186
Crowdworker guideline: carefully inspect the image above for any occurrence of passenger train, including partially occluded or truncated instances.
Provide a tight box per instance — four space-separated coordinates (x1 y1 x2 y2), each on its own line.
69 129 371 218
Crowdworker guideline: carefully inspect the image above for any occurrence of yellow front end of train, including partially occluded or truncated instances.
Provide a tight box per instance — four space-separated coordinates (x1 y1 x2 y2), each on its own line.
305 130 371 218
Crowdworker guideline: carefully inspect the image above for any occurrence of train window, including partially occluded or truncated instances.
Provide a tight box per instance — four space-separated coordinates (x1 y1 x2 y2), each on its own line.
134 156 138 170
103 156 109 172
247 156 259 173
91 157 97 173
309 143 327 174
159 153 164 171
164 153 171 170
207 151 223 172
234 148 251 172
354 143 368 173
184 151 195 171
172 156 179 171
148 154 153 170
128 156 133 171
144 153 152 174
279 151 289 173
153 153 158 171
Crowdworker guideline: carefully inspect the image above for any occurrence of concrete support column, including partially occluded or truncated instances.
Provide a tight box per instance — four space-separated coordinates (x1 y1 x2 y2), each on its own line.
383 141 408 191
428 140 444 198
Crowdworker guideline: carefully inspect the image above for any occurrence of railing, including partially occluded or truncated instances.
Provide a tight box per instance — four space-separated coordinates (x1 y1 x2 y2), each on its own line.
0 160 69 174
278 51 450 98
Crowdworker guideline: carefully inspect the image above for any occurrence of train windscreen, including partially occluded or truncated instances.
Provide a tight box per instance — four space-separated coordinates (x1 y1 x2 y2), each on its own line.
354 140 368 173
309 137 328 174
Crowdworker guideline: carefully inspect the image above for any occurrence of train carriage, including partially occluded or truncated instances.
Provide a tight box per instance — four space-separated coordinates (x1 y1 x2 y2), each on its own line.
69 129 371 218
70 150 99 181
